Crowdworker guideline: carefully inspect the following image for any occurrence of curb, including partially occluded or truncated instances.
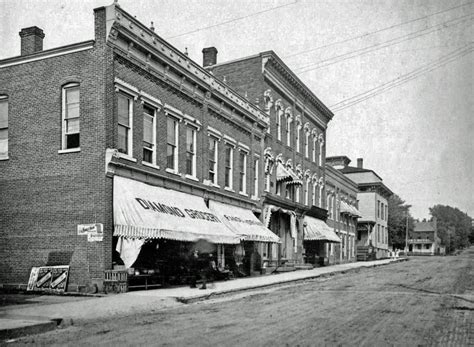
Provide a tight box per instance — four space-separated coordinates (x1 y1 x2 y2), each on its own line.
176 258 408 304
0 319 57 341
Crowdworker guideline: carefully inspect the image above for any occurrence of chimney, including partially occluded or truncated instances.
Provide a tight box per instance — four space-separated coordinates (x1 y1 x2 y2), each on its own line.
357 158 363 168
19 26 45 56
202 47 218 67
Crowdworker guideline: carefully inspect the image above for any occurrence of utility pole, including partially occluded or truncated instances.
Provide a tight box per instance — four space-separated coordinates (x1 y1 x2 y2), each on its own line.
404 211 409 254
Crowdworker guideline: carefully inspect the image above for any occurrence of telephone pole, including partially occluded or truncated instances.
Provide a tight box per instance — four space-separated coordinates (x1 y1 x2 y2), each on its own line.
404 211 409 254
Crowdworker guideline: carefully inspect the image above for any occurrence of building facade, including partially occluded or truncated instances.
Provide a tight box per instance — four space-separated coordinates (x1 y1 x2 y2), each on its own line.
409 220 442 255
208 50 341 268
327 156 393 259
0 3 282 290
325 165 361 264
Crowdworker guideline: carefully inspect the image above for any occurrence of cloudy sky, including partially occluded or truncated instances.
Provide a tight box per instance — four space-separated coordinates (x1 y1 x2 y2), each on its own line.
1 0 472 219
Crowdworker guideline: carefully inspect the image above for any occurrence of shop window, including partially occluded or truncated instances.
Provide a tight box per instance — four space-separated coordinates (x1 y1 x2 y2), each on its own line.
0 96 8 159
208 136 218 184
142 104 155 164
224 144 233 189
167 116 179 171
118 93 133 155
185 126 197 177
62 83 80 150
238 150 247 194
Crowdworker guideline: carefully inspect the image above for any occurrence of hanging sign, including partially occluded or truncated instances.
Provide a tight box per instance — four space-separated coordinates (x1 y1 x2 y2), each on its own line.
27 266 70 293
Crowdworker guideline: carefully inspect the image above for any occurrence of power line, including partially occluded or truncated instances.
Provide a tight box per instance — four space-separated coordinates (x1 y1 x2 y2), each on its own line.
283 1 473 59
295 13 473 73
166 0 298 39
330 44 473 112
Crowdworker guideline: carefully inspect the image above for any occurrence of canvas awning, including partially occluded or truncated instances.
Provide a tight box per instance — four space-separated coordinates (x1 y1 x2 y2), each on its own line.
276 163 302 185
113 176 239 244
209 201 281 243
303 216 341 243
341 201 362 218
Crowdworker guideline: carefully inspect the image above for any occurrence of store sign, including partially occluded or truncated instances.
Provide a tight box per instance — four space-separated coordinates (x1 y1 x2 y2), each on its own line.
78 223 103 242
27 266 70 293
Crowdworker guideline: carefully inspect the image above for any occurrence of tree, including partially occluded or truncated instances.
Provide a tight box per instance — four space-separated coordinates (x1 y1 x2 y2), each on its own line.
429 205 472 253
388 194 414 250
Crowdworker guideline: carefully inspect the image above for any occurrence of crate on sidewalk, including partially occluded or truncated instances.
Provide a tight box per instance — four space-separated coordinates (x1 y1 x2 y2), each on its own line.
104 270 128 293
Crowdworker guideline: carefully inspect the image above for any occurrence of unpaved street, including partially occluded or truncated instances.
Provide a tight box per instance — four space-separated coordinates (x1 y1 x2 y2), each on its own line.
12 249 474 346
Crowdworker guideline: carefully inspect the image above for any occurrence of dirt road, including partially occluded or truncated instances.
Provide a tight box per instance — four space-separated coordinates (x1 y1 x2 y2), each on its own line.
11 249 474 346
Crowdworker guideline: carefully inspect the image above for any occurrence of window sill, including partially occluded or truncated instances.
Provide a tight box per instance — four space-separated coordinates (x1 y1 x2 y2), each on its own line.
251 195 260 201
211 183 221 188
185 174 199 182
117 153 137 162
58 148 81 154
0 156 9 161
142 161 160 170
239 191 249 197
224 187 235 193
165 168 181 176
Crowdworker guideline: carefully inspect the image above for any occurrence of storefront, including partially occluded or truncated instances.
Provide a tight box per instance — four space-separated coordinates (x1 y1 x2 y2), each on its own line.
112 176 240 287
303 216 341 266
209 201 281 276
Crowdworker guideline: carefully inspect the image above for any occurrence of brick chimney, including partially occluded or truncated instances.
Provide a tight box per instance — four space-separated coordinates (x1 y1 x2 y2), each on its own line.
357 158 363 168
19 26 45 56
202 47 218 67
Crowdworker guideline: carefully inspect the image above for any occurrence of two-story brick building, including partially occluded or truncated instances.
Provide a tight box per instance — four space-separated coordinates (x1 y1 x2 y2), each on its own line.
207 50 340 268
0 3 282 291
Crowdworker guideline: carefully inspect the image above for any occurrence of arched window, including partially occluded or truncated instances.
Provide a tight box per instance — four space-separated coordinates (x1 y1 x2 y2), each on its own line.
0 95 8 159
61 83 80 150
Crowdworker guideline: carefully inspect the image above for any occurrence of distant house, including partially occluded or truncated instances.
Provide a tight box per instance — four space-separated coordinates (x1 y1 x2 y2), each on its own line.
409 221 443 255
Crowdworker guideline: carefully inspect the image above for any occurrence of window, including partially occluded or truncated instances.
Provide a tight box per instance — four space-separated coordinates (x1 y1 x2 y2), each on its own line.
62 84 80 149
296 124 301 153
305 179 310 205
0 97 8 159
253 157 259 197
312 137 317 162
318 140 323 166
285 184 294 200
265 172 270 192
167 117 178 171
185 126 197 176
142 105 155 164
295 185 300 203
377 200 381 218
381 202 384 220
327 195 332 219
305 132 309 157
385 205 388 221
208 136 218 184
312 183 317 206
319 185 323 207
276 112 281 141
118 93 132 155
224 144 233 189
286 117 291 146
238 150 247 194
276 181 282 196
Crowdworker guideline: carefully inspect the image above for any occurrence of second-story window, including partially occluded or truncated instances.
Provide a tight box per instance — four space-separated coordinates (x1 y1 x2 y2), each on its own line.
185 126 197 177
295 185 300 203
377 200 381 218
224 144 233 189
305 132 310 158
238 150 247 194
276 112 281 141
286 117 291 146
167 117 179 171
253 156 259 197
118 93 133 155
312 136 317 162
296 124 301 153
305 179 310 205
142 104 155 164
208 136 218 185
62 84 80 150
318 138 324 166
319 184 323 207
0 96 8 159
312 182 317 206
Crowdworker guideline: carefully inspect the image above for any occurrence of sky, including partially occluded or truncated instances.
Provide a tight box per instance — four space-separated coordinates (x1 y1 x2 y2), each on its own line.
1 0 473 220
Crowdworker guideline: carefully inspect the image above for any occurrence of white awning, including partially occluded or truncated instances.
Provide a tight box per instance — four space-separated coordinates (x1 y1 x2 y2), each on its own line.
113 176 239 244
303 216 341 243
276 163 302 186
208 200 281 243
341 201 362 218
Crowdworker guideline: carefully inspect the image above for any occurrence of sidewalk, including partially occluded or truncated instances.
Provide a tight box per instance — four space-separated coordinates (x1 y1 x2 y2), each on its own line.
0 258 407 340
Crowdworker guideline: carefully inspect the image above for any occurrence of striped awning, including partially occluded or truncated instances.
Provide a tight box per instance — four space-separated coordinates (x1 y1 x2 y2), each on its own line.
113 176 240 244
304 216 341 243
276 163 302 186
341 201 362 218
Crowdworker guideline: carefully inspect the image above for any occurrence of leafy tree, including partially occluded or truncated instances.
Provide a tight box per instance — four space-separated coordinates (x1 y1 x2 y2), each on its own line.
388 194 414 250
429 205 472 253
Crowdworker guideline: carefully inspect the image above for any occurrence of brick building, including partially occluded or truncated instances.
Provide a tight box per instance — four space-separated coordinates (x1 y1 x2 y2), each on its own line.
207 51 340 268
0 3 282 291
325 165 361 264
327 156 392 259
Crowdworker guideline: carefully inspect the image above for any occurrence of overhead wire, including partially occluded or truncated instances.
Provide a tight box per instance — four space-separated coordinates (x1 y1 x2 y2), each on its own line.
283 1 473 59
166 0 298 39
329 44 473 112
295 13 473 73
